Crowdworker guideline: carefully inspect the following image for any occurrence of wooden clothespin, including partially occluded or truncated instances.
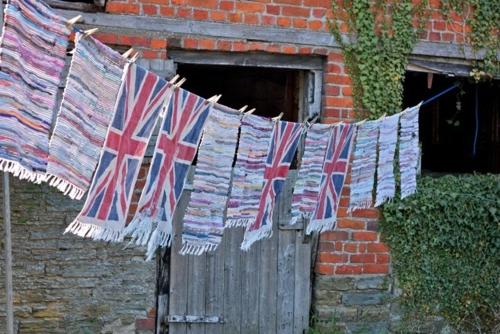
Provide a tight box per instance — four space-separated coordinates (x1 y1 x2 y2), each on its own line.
272 112 284 121
206 94 222 104
169 74 180 85
174 77 186 89
355 118 367 126
83 28 98 38
122 48 134 59
66 15 82 27
238 105 248 113
245 108 256 115
129 51 140 63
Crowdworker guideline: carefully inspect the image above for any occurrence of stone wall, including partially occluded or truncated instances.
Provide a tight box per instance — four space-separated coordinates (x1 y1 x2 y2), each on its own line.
0 176 156 334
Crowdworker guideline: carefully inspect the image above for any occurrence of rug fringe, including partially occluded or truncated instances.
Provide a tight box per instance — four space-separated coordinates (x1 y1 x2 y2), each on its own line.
179 242 217 256
121 215 154 245
348 200 373 213
306 218 336 235
225 217 252 228
64 220 121 242
145 226 172 261
240 226 272 251
45 174 85 200
0 158 45 184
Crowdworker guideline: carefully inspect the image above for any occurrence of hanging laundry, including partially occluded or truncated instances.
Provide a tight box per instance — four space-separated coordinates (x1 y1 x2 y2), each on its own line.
0 0 70 182
123 88 211 260
399 104 421 199
349 120 381 212
180 105 241 256
241 121 303 251
46 33 128 200
289 123 332 225
225 114 274 228
65 64 173 242
309 123 356 234
374 113 401 206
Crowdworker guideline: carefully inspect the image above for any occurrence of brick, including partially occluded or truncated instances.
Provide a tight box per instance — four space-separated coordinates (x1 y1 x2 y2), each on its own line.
308 20 324 31
232 41 248 52
327 63 342 74
183 37 198 49
235 2 265 13
281 45 297 54
318 252 348 264
315 263 334 275
335 265 362 275
321 231 349 241
343 292 384 305
243 13 259 25
176 7 193 18
282 5 310 17
277 17 291 28
95 32 117 44
367 242 389 253
273 0 299 4
136 318 155 330
433 20 446 31
150 38 167 49
325 74 352 85
358 243 367 253
171 0 186 4
159 6 174 16
363 264 389 274
227 12 242 23
266 4 280 15
337 218 365 230
327 52 344 62
141 50 158 59
343 243 357 253
318 241 336 252
441 32 454 42
376 254 390 264
142 4 158 15
147 307 156 318
303 0 331 6
262 15 277 25
352 231 378 241
219 0 234 11
198 38 216 50
429 32 441 42
217 40 232 51
193 9 209 20
106 2 140 14
129 36 150 47
325 86 340 96
326 97 353 108
186 0 218 8
350 254 375 263
352 208 380 219
210 10 226 21
266 44 281 53
342 86 352 96
292 18 308 29
298 46 312 54
312 8 327 18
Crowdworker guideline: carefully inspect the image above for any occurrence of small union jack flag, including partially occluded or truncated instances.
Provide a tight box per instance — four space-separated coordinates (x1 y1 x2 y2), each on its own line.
126 87 211 259
241 120 303 250
66 64 173 242
308 123 356 234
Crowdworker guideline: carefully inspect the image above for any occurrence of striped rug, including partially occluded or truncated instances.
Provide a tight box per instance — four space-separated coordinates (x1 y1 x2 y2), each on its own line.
290 123 332 225
375 113 400 206
399 104 421 199
0 0 70 182
180 105 241 255
225 114 274 228
349 120 381 212
46 33 128 199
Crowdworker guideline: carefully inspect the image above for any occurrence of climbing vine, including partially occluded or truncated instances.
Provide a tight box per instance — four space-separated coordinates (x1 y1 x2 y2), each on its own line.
329 0 427 119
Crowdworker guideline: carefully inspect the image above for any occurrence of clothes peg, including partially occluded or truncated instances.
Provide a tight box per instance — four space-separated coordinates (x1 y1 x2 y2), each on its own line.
245 108 256 115
238 105 248 113
356 119 367 126
272 112 284 121
169 74 180 85
66 15 82 27
129 51 140 63
122 48 134 59
174 77 186 89
83 28 98 38
211 94 222 104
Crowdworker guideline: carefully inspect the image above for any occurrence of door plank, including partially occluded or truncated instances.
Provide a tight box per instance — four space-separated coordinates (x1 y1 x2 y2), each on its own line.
222 227 243 334
204 234 225 334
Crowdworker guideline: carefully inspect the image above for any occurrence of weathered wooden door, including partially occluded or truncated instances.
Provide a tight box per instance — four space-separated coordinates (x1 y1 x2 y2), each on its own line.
157 171 314 334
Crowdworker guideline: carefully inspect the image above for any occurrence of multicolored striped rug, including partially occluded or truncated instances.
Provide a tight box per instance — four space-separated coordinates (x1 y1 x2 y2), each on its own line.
180 105 241 255
399 104 421 199
349 120 380 212
0 0 70 183
46 33 128 199
225 114 274 228
309 123 356 234
290 123 332 225
123 88 211 260
241 121 303 251
65 63 173 242
375 113 400 206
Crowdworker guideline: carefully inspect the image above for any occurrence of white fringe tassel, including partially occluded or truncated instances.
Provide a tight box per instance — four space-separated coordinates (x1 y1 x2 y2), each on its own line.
64 220 122 242
179 242 218 256
145 227 172 261
121 215 154 246
306 218 337 235
240 226 272 251
348 200 373 213
225 217 252 228
45 174 85 200
0 159 45 184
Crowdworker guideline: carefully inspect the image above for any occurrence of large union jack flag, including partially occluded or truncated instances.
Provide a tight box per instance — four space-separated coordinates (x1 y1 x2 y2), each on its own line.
65 64 173 242
241 120 303 250
125 88 211 259
308 123 356 234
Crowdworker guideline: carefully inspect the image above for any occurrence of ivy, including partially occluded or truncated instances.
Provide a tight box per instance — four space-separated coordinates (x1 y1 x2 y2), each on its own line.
329 0 427 119
381 175 500 332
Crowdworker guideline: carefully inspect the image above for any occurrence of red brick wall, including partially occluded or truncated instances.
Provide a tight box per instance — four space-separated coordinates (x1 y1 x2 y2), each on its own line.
95 1 471 279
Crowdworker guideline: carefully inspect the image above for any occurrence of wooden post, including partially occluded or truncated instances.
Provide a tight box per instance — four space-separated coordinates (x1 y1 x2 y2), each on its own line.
3 172 14 334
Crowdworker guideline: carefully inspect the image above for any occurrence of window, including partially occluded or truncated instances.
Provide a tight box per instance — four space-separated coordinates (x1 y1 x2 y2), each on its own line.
46 0 105 12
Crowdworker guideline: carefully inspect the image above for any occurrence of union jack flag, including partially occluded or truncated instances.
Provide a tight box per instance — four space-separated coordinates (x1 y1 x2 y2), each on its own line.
308 123 356 234
241 120 303 250
68 64 173 241
128 88 210 256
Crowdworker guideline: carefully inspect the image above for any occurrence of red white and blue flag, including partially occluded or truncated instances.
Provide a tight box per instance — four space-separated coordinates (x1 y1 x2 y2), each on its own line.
65 64 173 242
241 120 303 250
308 123 356 234
124 88 211 260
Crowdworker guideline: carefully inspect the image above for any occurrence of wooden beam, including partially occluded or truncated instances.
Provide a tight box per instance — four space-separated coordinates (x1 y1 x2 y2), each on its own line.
55 9 499 61
3 173 14 334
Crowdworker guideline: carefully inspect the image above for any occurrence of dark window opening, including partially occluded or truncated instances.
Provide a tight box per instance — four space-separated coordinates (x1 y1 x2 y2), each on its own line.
176 63 305 167
403 71 500 174
47 0 105 12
